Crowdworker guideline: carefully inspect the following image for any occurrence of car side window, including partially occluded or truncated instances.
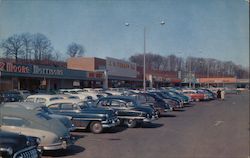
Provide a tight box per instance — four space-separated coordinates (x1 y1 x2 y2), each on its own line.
110 100 122 107
2 116 30 127
61 103 74 110
48 103 60 110
98 100 110 107
36 98 46 103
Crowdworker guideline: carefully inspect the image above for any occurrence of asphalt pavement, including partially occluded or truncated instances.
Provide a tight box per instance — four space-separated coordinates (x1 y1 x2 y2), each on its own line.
43 92 250 158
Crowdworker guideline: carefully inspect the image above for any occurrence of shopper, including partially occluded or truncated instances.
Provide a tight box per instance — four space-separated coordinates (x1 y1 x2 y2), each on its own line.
221 90 225 100
217 89 221 99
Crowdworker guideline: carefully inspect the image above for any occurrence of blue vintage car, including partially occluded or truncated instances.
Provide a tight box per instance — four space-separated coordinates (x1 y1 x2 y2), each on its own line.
96 96 158 128
46 99 120 134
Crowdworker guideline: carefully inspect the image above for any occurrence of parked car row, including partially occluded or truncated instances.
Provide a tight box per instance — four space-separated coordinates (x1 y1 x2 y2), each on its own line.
0 86 228 157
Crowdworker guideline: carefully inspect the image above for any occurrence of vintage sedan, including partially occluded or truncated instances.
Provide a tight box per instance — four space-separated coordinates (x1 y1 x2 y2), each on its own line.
0 91 23 102
0 106 74 151
46 99 119 134
25 94 64 105
0 131 41 158
128 93 171 116
182 90 209 101
2 102 75 131
149 92 183 110
96 96 158 128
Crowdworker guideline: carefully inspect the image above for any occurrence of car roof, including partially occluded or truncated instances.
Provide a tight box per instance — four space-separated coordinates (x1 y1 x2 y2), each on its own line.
46 99 82 105
27 94 62 99
100 96 135 101
2 102 45 110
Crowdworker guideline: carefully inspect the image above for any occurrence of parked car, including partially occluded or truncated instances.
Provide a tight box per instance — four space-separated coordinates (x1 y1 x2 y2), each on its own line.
96 96 158 128
25 94 64 105
0 91 23 102
0 131 41 158
182 90 207 101
128 93 171 116
46 99 119 134
2 102 75 131
17 90 31 99
0 106 74 150
168 90 190 104
149 91 183 110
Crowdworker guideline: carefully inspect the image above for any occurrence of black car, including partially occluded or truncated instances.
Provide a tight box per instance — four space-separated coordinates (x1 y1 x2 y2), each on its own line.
0 91 23 102
0 131 41 158
46 99 120 134
128 93 172 116
96 96 158 128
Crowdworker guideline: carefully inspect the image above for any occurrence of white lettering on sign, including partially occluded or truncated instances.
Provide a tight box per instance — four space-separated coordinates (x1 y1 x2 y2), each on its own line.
33 65 63 76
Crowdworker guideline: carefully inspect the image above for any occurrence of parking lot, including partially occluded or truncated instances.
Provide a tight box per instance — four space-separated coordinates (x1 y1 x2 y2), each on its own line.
42 92 249 158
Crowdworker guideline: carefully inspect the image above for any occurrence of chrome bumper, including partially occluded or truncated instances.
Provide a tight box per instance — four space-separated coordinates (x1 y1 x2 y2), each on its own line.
102 118 120 128
42 137 74 151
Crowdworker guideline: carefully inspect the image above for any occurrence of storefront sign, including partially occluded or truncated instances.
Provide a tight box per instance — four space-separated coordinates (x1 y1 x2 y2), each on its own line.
198 77 237 83
33 65 63 76
106 57 137 78
0 62 31 73
87 72 104 79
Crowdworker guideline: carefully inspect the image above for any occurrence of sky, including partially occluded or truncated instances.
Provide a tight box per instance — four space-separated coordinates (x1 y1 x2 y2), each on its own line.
0 0 249 66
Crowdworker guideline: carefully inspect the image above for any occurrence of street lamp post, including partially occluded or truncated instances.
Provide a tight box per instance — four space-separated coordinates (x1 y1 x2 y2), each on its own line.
143 27 146 92
125 21 165 92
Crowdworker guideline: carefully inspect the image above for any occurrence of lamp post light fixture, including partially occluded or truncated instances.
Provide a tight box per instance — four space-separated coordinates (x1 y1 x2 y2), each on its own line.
125 21 165 92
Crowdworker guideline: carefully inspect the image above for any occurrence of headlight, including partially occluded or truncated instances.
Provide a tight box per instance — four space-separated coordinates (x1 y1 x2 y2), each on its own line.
105 114 109 118
36 137 41 145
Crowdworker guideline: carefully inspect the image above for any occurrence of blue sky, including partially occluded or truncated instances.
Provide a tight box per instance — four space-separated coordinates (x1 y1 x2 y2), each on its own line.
0 0 249 66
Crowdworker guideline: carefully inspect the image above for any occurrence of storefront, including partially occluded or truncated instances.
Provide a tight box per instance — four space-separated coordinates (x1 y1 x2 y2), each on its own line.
197 77 237 88
0 62 103 92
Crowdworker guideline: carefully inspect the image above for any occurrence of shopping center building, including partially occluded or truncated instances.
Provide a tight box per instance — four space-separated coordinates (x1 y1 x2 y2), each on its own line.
0 57 248 92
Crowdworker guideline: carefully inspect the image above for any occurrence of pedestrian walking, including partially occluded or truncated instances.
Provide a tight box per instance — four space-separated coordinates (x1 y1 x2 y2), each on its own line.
217 89 221 99
221 90 225 100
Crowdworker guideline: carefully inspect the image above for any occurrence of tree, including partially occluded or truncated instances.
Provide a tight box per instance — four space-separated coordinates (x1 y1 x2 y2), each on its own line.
32 33 53 60
0 34 24 61
20 33 33 60
66 43 84 57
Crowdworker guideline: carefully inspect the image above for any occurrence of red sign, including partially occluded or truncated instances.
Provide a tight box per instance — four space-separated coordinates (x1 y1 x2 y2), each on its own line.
6 63 30 73
87 72 104 79
0 62 30 73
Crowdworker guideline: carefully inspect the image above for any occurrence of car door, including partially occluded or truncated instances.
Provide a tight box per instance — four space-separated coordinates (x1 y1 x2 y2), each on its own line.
59 103 89 129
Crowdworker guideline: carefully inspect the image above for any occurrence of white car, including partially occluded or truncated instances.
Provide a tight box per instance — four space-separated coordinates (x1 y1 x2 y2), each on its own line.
25 94 64 105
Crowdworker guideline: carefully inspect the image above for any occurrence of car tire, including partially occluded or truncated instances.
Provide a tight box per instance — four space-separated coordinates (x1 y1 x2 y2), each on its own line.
90 121 103 134
125 119 137 128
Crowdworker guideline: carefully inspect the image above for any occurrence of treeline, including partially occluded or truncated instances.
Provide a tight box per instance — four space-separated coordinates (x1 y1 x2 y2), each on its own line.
129 53 249 79
0 33 84 63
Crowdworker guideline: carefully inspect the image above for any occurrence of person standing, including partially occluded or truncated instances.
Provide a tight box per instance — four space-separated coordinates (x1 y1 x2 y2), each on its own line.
221 90 225 100
217 89 221 99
